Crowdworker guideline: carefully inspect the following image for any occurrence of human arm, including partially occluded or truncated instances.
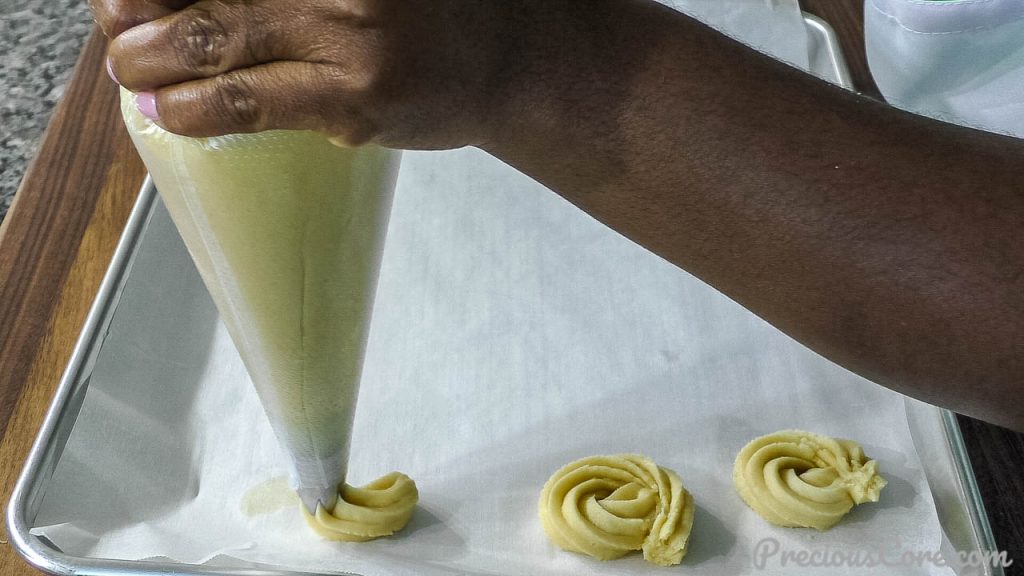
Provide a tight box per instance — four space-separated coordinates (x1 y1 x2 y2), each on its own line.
98 0 1024 431
482 1 1024 432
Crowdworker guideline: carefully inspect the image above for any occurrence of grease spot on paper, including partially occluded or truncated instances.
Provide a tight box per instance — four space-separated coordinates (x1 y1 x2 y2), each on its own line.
241 477 298 516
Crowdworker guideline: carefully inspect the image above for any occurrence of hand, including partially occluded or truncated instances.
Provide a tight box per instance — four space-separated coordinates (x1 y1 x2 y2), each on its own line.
99 0 527 148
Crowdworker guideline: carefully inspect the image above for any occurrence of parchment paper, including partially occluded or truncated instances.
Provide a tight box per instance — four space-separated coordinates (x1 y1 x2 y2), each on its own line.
32 2 952 575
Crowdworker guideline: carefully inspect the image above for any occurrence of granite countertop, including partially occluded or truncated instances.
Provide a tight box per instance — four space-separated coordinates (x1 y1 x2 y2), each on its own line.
1 0 94 223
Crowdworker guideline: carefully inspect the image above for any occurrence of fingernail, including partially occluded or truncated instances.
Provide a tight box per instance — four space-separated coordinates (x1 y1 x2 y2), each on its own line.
105 58 119 85
135 91 159 121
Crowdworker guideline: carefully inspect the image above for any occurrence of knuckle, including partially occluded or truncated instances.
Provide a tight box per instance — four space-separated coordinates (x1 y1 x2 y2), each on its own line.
212 73 264 130
170 5 231 74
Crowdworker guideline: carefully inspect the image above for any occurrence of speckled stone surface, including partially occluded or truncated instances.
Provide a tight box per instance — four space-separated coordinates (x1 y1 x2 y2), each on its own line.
0 0 94 223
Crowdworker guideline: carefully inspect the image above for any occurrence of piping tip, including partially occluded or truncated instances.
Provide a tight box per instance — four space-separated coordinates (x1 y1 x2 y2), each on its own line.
297 485 339 515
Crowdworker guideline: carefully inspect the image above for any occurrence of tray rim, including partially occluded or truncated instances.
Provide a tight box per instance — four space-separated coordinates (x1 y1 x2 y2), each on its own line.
5 181 343 576
6 177 158 575
4 14 1004 576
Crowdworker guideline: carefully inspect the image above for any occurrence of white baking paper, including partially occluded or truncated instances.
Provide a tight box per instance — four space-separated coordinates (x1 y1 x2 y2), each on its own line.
31 146 950 575
30 2 954 575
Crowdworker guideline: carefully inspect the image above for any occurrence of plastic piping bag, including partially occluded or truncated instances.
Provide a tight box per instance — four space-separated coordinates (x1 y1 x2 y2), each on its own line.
119 88 401 513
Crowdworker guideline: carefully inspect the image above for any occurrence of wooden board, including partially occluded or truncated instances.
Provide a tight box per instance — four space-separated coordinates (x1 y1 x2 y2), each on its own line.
0 26 147 574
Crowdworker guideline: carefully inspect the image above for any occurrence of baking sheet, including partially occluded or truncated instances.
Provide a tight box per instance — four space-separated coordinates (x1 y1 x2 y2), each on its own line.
10 3 999 576
31 150 946 575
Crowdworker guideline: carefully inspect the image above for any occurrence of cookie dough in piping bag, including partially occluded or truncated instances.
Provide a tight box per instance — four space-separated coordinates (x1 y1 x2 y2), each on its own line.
120 88 402 516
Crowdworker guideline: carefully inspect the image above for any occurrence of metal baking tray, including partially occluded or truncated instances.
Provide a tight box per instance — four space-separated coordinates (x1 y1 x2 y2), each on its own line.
6 14 1004 576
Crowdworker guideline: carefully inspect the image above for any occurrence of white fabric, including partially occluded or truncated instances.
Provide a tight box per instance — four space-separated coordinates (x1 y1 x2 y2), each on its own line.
866 0 1024 137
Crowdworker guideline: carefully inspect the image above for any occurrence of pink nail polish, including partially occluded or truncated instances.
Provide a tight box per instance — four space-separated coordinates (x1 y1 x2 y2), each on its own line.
136 92 159 121
105 58 119 85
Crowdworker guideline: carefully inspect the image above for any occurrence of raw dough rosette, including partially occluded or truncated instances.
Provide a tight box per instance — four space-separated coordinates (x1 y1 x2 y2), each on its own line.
733 430 887 530
302 472 418 541
539 454 695 566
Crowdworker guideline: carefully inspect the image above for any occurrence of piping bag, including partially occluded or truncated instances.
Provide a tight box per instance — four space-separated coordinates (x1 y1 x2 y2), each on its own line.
119 88 400 514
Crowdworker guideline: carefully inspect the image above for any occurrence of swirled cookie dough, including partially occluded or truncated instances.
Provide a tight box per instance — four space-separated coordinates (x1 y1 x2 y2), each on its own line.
302 472 418 541
734 430 886 530
539 454 695 566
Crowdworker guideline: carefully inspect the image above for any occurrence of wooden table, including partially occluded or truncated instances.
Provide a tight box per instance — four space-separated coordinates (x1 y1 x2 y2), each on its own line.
1 2 1021 574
